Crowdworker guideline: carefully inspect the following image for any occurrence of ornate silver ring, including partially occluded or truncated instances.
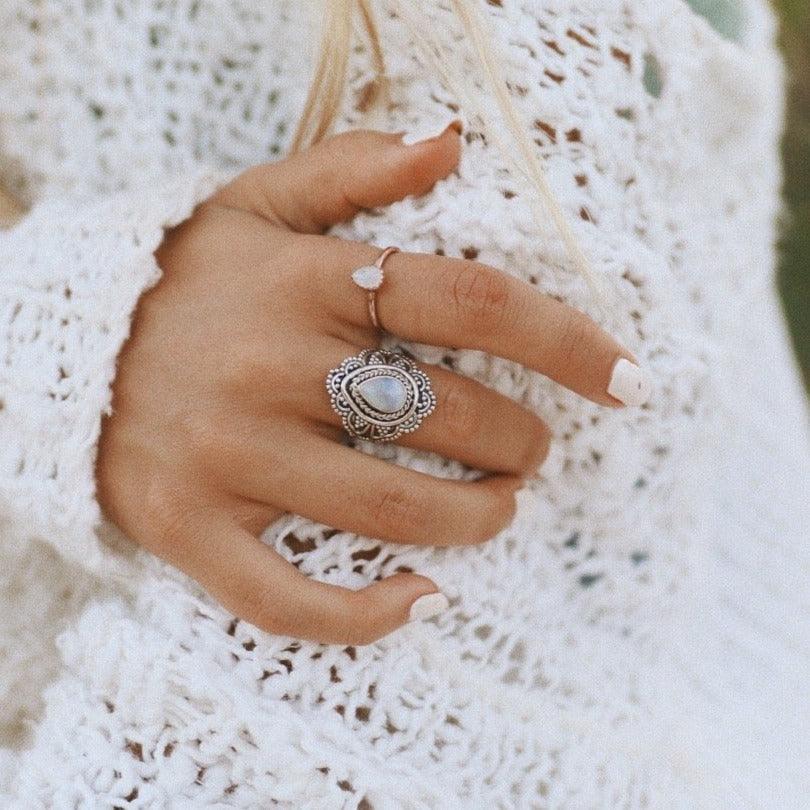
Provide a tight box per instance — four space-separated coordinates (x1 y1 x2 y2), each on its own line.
326 348 437 443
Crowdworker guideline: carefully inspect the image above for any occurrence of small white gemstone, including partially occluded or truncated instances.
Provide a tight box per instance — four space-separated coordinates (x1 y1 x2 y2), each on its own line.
357 376 407 413
352 265 384 290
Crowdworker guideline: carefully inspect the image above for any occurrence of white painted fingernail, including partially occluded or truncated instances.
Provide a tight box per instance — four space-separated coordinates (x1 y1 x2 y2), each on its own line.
401 117 463 146
607 358 653 406
408 592 449 621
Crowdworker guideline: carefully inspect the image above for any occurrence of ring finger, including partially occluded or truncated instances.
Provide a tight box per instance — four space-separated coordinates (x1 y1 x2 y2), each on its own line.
303 236 652 409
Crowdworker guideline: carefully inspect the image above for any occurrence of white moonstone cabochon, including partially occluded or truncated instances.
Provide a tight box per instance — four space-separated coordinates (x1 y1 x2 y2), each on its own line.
351 265 384 290
357 376 408 413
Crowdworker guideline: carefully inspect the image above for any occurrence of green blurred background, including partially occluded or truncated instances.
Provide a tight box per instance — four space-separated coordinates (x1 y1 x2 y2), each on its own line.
776 0 810 389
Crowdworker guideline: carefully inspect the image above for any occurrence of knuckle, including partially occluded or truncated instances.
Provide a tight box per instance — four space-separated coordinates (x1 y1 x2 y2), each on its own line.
141 481 196 555
241 582 285 635
338 594 384 646
472 487 517 543
222 343 292 400
557 311 599 373
234 167 289 226
444 263 513 331
220 355 255 400
359 486 430 541
436 380 481 443
174 406 223 458
320 139 352 193
193 197 226 223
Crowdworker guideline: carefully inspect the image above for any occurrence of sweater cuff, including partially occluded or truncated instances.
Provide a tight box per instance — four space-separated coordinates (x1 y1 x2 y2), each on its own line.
0 168 234 572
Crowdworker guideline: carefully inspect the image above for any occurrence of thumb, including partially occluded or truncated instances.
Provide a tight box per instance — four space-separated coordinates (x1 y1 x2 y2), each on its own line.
214 121 462 233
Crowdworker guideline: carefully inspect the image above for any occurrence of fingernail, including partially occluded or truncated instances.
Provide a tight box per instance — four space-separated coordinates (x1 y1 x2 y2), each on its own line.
408 592 449 621
401 116 463 146
607 358 653 406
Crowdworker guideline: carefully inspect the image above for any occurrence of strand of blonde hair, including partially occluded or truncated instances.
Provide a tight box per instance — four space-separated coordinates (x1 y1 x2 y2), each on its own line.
293 0 604 307
292 0 388 153
291 2 354 151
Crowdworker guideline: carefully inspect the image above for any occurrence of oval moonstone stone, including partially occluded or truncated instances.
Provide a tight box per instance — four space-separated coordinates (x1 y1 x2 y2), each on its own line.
357 376 407 413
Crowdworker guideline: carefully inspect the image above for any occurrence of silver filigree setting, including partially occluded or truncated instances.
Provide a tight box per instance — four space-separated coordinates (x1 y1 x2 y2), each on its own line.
326 349 437 443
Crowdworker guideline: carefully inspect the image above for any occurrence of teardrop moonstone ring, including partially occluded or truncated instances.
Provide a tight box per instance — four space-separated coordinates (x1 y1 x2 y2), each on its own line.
326 348 437 443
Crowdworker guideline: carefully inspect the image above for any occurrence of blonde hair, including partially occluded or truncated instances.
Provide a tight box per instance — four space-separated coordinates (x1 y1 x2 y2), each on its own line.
294 0 602 302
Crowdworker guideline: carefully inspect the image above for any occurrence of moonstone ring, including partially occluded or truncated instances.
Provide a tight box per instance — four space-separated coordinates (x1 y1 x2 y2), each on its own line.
351 246 399 331
326 348 437 443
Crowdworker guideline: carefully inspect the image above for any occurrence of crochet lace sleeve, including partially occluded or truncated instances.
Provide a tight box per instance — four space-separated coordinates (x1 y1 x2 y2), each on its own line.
0 170 230 572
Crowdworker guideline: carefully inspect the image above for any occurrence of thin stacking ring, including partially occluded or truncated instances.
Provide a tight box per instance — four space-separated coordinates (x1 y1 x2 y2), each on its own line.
350 246 400 331
326 348 437 443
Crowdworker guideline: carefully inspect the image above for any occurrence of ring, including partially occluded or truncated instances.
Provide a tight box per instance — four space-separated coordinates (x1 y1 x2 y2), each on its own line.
351 246 399 331
326 348 437 443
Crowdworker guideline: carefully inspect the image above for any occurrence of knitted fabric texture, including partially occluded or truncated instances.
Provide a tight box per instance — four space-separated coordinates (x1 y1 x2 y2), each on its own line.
1 1 808 807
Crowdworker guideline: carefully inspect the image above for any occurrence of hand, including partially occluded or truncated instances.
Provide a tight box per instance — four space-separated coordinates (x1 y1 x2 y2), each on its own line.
97 126 648 645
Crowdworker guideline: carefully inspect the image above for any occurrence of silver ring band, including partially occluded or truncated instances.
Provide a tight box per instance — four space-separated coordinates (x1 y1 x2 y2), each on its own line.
326 348 437 443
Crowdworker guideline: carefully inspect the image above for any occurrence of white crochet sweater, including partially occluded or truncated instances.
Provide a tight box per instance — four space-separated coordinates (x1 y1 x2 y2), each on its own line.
1 1 808 807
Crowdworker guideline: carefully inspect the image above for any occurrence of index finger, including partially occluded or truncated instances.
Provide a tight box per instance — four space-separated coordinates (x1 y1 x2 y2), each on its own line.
316 240 652 408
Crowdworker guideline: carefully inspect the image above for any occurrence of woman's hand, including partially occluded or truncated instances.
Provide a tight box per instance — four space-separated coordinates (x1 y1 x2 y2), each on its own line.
97 126 649 645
